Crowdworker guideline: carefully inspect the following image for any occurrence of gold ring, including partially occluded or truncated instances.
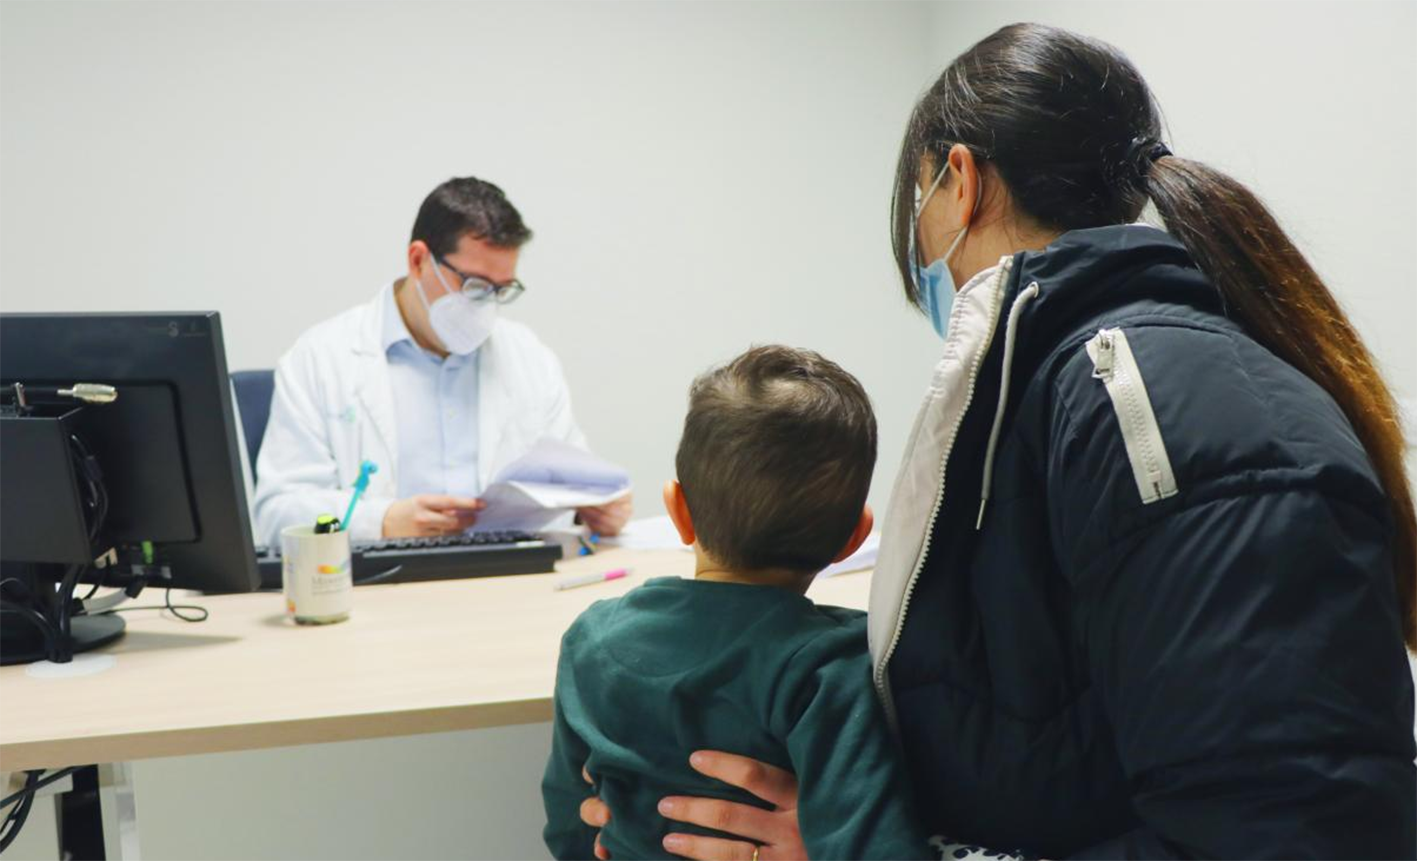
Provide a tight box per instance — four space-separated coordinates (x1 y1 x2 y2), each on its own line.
751 847 759 861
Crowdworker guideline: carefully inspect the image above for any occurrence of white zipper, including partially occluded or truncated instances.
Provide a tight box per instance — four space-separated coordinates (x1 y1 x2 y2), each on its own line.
872 257 1012 723
1085 328 1179 504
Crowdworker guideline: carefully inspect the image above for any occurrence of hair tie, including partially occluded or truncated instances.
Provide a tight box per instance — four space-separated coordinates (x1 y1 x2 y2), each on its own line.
1125 136 1171 181
1116 137 1173 185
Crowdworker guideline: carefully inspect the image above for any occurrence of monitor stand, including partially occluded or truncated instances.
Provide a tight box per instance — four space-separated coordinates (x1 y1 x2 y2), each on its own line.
0 562 127 666
1 614 125 666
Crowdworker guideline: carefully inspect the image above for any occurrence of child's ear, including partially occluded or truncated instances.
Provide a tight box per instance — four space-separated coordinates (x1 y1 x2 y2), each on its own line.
831 504 874 563
662 479 696 546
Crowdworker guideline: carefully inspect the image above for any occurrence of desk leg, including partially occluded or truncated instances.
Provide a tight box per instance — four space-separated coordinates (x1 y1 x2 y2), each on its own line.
98 763 141 860
56 764 141 860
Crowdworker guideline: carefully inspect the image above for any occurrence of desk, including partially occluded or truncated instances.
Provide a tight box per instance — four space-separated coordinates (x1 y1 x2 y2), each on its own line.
0 547 873 857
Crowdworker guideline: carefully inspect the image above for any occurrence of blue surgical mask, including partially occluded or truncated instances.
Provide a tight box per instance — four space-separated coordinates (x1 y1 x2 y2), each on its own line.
912 163 979 338
913 228 971 339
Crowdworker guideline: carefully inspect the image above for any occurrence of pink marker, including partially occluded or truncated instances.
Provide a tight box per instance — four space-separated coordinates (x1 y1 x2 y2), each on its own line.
553 568 630 591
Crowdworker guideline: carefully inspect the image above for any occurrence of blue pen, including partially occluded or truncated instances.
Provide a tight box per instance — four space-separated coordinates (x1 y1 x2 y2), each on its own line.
341 460 379 531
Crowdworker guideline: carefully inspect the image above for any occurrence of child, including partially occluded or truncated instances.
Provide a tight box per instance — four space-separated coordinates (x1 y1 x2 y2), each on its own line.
542 345 930 860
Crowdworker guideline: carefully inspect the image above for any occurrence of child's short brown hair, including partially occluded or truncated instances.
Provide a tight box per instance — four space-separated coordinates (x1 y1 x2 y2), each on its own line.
675 345 877 574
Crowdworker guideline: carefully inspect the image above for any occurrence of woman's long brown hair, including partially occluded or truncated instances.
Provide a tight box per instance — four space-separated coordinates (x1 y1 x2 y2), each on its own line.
1146 158 1416 647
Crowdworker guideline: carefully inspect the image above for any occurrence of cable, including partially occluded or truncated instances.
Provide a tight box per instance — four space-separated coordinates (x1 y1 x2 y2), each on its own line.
107 587 208 623
0 767 80 810
67 431 110 602
0 766 82 853
68 434 107 543
0 764 86 849
352 564 404 586
0 771 38 853
54 564 86 659
80 587 134 615
0 605 56 657
81 569 107 602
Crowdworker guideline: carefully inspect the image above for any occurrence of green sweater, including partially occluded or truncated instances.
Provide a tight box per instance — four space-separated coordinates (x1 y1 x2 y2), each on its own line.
542 576 930 860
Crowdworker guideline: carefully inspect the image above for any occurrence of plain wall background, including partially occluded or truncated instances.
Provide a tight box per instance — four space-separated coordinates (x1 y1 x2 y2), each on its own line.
0 0 939 525
1 3 933 858
925 0 1417 405
2 2 1414 859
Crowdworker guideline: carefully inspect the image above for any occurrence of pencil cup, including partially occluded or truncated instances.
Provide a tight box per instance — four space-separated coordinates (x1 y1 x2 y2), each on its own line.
280 525 353 625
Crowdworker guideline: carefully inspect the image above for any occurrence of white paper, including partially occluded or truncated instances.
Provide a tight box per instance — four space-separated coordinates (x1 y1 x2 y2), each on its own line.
474 439 632 531
608 517 878 578
818 532 880 578
605 515 693 552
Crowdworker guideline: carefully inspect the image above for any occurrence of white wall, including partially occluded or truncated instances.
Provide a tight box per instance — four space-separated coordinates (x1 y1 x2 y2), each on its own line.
2 723 556 861
0 3 934 858
130 724 556 860
0 0 939 524
924 0 1417 402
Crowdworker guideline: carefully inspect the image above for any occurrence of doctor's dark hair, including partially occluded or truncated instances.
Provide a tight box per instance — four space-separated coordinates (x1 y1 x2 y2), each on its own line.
892 22 1417 648
675 345 877 575
411 177 532 255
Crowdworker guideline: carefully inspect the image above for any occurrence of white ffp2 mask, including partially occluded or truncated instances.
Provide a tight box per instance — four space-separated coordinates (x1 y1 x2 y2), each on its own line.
414 262 498 355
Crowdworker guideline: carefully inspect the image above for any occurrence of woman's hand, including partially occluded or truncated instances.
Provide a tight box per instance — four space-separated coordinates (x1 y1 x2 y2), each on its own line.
658 751 805 860
579 767 613 860
577 751 805 860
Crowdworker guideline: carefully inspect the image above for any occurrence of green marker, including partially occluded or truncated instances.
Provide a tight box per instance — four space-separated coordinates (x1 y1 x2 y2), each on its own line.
313 514 340 534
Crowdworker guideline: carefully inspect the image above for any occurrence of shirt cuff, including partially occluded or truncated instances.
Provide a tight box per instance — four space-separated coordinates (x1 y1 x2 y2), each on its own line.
347 495 393 541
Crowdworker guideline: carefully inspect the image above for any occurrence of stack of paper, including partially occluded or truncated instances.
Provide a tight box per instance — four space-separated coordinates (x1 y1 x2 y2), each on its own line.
607 515 879 578
474 439 632 531
607 515 688 551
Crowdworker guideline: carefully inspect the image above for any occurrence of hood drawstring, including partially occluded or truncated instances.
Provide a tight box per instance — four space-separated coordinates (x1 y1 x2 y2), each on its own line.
976 280 1041 530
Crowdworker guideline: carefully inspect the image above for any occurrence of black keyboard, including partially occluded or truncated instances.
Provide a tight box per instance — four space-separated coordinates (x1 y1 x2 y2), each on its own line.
254 531 562 589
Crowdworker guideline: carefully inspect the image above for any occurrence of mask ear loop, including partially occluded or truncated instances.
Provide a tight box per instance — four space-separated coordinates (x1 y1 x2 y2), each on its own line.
912 161 952 270
411 254 440 316
916 160 952 216
914 156 983 264
427 254 462 297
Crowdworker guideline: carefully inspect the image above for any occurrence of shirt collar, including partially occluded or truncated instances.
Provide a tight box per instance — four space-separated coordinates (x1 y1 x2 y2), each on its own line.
382 279 417 354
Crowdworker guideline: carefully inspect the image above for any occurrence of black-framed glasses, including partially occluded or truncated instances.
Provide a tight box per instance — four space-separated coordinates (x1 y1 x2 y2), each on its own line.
434 254 526 305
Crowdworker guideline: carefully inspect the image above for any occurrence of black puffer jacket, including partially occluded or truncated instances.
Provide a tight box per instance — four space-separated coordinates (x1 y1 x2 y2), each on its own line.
870 225 1415 858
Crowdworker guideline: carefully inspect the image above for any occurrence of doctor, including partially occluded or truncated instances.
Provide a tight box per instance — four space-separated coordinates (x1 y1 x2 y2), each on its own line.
253 177 632 546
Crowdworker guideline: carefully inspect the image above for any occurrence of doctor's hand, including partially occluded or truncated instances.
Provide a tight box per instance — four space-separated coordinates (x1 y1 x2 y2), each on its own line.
576 494 633 537
382 494 485 538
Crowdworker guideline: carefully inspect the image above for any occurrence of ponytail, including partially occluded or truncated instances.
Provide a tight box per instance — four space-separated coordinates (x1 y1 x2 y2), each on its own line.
1146 155 1417 649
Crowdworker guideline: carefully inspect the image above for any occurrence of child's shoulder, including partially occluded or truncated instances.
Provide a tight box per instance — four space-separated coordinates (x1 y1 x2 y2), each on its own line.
784 602 869 665
797 601 867 639
807 602 866 627
560 594 624 644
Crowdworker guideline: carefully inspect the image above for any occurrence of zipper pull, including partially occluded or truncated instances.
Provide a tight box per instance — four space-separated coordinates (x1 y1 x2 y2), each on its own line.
1091 329 1116 381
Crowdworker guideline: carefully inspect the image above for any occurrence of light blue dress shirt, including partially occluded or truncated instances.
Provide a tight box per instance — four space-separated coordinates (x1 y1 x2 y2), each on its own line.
382 284 481 500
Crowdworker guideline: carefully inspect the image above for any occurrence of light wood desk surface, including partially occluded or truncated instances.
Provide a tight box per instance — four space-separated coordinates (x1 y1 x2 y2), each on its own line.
0 547 873 771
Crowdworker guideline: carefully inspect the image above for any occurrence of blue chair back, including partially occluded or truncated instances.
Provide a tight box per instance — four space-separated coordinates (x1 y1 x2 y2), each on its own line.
231 369 276 468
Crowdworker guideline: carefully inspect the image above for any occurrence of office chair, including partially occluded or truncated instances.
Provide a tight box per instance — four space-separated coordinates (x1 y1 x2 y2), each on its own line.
230 369 275 467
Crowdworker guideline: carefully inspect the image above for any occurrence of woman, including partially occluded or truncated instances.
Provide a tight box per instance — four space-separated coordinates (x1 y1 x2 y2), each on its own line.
582 23 1417 858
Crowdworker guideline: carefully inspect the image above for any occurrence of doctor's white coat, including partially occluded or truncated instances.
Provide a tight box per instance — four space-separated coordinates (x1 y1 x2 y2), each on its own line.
252 285 588 546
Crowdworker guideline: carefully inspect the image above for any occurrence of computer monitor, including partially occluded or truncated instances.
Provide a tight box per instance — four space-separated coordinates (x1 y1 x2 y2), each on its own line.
0 312 260 664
